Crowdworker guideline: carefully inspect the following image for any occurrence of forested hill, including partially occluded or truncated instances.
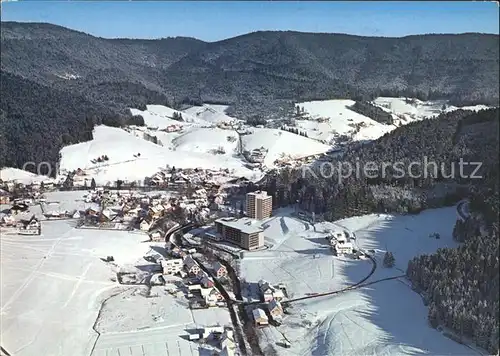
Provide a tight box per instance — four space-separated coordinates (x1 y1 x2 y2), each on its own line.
2 23 499 107
258 107 499 354
1 22 499 170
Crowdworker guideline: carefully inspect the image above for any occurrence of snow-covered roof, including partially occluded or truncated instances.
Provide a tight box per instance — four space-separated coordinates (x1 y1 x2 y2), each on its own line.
336 241 353 249
246 190 270 199
252 308 268 320
215 217 263 234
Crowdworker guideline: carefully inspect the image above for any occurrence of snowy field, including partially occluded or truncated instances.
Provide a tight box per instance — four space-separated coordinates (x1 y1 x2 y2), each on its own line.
172 127 239 156
294 97 493 147
0 220 136 356
1 192 230 356
294 99 395 145
130 104 209 129
59 125 257 185
58 121 332 185
241 128 331 166
241 206 479 355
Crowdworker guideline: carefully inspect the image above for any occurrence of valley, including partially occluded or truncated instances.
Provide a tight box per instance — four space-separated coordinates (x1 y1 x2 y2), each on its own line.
0 11 498 356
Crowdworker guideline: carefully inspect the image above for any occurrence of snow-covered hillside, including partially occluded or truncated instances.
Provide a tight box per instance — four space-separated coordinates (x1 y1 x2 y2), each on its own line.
57 108 335 184
0 167 52 185
372 97 492 125
172 127 239 155
242 127 331 166
294 99 395 145
130 104 207 129
241 206 477 356
294 98 493 147
59 125 255 185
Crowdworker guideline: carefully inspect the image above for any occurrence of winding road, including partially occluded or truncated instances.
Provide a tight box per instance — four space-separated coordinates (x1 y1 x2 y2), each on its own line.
165 223 250 356
457 199 470 221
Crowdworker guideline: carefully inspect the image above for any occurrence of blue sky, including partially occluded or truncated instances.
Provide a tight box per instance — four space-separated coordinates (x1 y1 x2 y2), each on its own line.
1 1 499 41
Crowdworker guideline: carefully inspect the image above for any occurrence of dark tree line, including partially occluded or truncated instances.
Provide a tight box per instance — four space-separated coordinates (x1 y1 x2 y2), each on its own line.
349 101 394 125
171 112 184 121
280 126 308 137
246 116 268 127
259 109 498 219
407 185 499 354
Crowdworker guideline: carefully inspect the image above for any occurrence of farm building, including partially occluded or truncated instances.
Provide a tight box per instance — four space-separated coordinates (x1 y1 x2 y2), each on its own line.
268 299 284 319
252 308 269 326
161 259 183 275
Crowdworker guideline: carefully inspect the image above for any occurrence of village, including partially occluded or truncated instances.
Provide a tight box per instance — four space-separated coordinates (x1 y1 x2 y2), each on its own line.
0 167 364 356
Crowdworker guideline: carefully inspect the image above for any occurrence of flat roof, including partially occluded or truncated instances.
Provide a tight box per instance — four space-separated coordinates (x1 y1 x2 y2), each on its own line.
215 217 264 234
246 190 270 199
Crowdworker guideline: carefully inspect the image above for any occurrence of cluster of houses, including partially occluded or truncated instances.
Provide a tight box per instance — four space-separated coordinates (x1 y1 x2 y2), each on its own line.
186 326 236 356
1 177 58 193
160 248 230 308
77 176 228 231
149 166 238 190
78 188 179 230
252 279 287 327
216 121 239 130
0 190 44 234
0 212 41 235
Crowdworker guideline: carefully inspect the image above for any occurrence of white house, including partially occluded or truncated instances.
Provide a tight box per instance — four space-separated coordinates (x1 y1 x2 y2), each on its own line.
252 308 269 326
161 258 183 275
151 174 164 186
334 240 354 255
140 217 153 231
204 288 220 306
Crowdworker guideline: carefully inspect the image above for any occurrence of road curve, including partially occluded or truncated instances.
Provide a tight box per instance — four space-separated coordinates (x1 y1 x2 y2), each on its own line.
172 224 250 356
457 200 470 221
